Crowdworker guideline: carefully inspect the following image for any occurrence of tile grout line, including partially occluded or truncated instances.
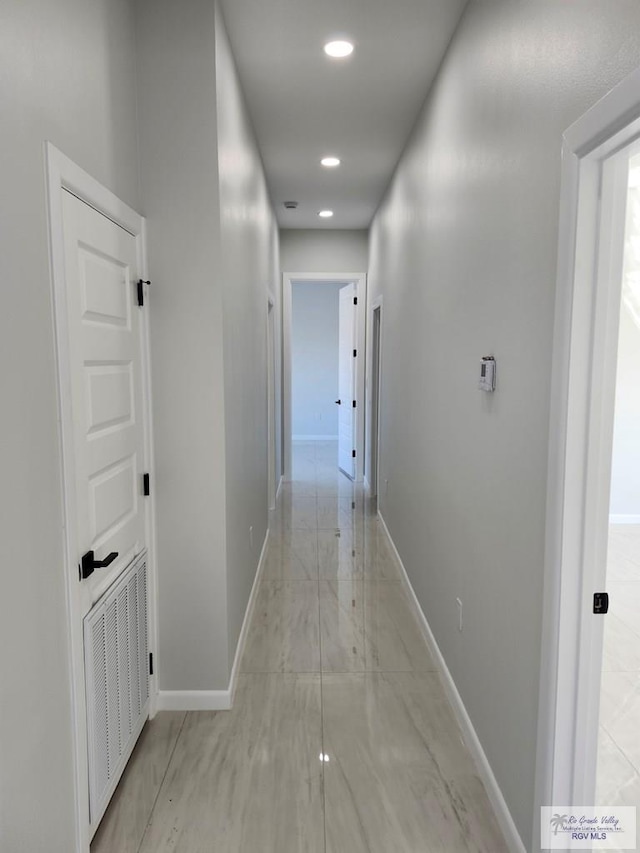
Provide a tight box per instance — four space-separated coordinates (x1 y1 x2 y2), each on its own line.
135 711 189 853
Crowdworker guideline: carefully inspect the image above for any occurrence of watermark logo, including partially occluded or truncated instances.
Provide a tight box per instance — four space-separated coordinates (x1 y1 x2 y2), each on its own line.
541 806 636 849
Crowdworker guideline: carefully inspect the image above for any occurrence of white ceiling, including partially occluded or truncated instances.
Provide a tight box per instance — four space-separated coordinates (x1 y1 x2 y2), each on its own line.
219 0 468 229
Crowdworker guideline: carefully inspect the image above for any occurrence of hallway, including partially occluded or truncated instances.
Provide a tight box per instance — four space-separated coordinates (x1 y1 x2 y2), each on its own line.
92 442 507 853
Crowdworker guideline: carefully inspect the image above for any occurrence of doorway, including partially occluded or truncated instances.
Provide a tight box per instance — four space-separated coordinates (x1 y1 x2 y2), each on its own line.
595 151 640 810
538 66 640 842
282 271 367 482
47 144 157 851
337 282 357 479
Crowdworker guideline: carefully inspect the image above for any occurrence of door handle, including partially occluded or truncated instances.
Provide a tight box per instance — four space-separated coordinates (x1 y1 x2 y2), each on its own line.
81 549 119 580
335 399 341 405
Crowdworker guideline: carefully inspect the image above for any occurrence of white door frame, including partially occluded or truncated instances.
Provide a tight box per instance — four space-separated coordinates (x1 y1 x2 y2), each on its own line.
267 293 277 510
337 282 357 479
45 143 158 853
282 271 367 480
367 296 383 496
535 66 640 848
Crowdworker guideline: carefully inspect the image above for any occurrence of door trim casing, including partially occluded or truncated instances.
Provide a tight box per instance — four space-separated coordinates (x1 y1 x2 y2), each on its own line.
45 142 158 853
267 292 278 510
282 271 367 481
536 65 640 850
366 296 383 496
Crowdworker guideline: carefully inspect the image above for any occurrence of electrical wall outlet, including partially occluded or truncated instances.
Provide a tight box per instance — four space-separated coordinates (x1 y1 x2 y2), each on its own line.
456 598 463 632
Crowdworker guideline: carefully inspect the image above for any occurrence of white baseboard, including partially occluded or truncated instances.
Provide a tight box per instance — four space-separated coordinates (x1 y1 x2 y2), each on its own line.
157 689 231 711
228 528 269 706
377 512 526 853
292 434 338 441
609 514 640 524
157 529 270 713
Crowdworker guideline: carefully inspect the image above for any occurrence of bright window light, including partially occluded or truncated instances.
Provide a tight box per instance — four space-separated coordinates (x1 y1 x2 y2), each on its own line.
321 157 341 168
318 210 334 218
324 40 354 58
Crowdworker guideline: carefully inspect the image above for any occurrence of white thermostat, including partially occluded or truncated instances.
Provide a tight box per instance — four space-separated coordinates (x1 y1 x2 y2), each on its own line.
478 356 496 392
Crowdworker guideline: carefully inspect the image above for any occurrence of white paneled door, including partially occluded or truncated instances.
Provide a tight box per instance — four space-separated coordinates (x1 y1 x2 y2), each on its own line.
62 189 147 614
338 283 356 479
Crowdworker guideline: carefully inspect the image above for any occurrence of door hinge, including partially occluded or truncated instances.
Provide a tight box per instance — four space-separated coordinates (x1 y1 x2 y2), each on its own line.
143 473 150 496
353 296 358 305
353 349 357 358
352 449 356 458
593 592 609 614
352 400 356 408
137 279 151 307
149 652 154 675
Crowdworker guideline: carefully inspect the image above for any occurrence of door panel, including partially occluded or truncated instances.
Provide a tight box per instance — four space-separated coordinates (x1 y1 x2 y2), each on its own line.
80 248 132 327
62 190 146 610
338 284 356 479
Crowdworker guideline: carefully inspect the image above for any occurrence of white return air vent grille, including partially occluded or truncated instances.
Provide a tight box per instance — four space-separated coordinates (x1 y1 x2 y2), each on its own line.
84 551 149 832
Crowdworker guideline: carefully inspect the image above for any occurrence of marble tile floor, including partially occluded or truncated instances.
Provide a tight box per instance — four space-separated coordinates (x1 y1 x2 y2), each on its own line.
92 441 508 853
596 525 640 814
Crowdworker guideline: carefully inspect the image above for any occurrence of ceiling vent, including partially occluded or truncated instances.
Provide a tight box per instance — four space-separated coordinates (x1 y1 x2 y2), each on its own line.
283 201 298 210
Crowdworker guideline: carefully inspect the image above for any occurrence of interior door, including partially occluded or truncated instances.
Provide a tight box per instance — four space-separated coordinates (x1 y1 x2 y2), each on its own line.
62 189 147 614
338 283 356 479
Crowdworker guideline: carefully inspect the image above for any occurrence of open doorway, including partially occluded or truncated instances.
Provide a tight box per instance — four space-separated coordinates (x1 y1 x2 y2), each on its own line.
539 67 640 842
282 271 367 482
290 280 352 479
596 151 640 810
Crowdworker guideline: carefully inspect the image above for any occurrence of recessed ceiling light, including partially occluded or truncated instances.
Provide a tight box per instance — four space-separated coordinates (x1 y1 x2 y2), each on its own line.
318 210 334 218
324 40 354 58
321 157 341 168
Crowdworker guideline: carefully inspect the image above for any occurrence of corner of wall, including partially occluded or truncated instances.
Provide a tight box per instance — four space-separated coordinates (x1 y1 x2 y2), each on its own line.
136 0 230 694
212 0 280 678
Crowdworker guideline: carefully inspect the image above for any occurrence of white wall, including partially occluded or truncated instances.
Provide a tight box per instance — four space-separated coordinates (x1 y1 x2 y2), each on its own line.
367 2 640 847
610 303 640 518
136 0 279 692
136 0 230 692
0 0 140 849
215 4 281 668
292 283 342 438
281 229 368 273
